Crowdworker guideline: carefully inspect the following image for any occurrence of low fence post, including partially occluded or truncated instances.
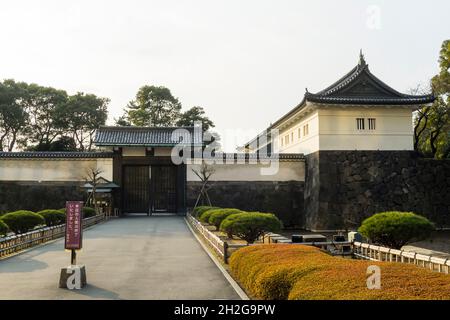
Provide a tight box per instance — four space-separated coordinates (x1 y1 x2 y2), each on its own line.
223 241 229 264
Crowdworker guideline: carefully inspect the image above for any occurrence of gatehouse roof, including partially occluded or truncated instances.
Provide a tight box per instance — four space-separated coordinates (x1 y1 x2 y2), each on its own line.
270 51 435 129
94 126 204 147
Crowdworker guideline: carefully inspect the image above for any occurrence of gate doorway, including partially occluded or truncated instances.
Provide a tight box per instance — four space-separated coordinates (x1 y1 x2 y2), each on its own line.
151 166 177 213
122 165 178 215
122 165 150 214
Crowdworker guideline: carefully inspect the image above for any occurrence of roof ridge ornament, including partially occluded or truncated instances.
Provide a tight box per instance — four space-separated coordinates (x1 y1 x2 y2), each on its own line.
359 49 367 67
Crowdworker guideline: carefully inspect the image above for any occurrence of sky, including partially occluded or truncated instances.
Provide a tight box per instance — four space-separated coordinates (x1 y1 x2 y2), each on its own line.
0 0 448 151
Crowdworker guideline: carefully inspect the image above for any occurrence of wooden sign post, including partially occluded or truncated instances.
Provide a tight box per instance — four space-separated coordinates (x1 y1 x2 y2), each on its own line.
59 201 87 289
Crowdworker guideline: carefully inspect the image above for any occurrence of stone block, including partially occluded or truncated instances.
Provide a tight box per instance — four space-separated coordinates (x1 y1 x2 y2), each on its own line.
59 265 87 289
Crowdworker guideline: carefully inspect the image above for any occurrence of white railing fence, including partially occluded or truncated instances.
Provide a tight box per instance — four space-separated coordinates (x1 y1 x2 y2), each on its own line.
0 213 106 259
352 241 450 274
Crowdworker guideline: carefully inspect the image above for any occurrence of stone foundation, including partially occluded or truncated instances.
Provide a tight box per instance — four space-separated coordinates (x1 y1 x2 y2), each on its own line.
305 151 450 231
0 181 85 213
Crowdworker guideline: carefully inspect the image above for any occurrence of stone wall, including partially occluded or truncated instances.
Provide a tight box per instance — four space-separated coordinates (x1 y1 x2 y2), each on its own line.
305 151 450 231
0 181 85 214
187 181 305 228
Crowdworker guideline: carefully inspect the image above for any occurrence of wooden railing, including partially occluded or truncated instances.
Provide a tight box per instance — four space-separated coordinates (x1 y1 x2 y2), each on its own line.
352 241 450 274
186 213 247 263
0 213 106 259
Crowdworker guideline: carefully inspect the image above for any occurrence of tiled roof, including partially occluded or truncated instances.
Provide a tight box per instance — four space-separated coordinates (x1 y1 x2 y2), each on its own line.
0 152 113 159
271 52 435 129
94 126 204 147
243 52 436 147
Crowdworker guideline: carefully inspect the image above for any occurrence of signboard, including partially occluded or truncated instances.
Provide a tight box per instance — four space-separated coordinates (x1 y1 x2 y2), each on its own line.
65 201 83 250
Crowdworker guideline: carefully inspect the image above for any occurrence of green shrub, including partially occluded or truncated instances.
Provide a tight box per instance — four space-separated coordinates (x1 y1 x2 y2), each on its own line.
199 207 221 223
0 210 45 234
230 244 450 300
208 208 244 230
193 206 220 218
358 211 435 249
37 209 66 226
83 207 96 218
220 213 244 238
220 212 282 244
0 220 9 236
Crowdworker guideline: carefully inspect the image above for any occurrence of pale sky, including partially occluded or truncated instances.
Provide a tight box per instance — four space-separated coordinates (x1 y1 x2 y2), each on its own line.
0 0 448 151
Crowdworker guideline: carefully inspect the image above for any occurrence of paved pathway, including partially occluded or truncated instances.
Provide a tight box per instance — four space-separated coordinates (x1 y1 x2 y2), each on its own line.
0 216 240 300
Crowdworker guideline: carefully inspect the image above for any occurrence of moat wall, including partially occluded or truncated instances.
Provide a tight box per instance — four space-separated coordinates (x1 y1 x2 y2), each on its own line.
304 151 450 231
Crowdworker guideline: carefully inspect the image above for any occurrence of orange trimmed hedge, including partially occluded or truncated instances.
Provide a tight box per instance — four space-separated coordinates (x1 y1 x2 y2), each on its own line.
229 244 450 300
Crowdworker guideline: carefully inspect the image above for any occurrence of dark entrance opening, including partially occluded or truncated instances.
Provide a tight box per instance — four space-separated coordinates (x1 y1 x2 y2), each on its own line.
121 164 180 215
122 165 150 214
151 166 177 213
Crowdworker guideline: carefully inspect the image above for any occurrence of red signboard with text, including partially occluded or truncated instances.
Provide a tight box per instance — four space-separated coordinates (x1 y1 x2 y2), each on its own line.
65 201 83 250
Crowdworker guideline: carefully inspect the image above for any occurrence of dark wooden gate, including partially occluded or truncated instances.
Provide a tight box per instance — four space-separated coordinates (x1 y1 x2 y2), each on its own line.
122 165 150 213
151 166 177 212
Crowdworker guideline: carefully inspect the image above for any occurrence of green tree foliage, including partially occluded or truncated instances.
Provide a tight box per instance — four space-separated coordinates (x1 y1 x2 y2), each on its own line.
0 80 28 151
0 210 45 234
414 40 450 159
358 211 435 249
58 92 109 151
122 85 182 126
48 136 77 151
177 106 215 131
0 80 109 151
220 212 282 244
117 86 215 132
22 84 69 151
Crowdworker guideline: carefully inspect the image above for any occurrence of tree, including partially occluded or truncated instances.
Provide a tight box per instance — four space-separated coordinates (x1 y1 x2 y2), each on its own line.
57 92 109 151
192 163 215 207
122 85 182 126
358 211 434 249
23 84 68 151
414 40 450 159
176 106 215 131
48 136 77 151
0 80 28 151
85 167 103 214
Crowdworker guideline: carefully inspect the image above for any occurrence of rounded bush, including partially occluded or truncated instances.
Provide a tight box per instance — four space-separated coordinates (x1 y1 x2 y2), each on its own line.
83 207 96 218
220 213 243 238
220 212 282 244
193 206 220 218
199 207 221 223
37 209 66 226
0 210 45 234
358 211 435 249
208 208 243 230
0 220 9 236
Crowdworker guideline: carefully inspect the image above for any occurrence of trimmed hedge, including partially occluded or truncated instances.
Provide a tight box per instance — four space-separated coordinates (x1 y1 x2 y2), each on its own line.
192 206 220 218
358 211 434 249
0 210 45 234
208 208 243 229
0 220 8 236
83 207 96 218
219 213 243 238
58 207 96 218
230 245 450 300
37 209 66 226
219 212 281 244
199 207 221 223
